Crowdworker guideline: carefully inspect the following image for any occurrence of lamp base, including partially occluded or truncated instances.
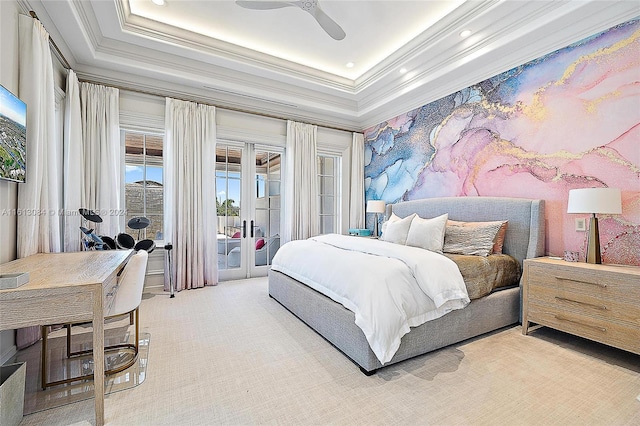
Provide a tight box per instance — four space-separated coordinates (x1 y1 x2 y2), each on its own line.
586 215 601 264
373 213 380 238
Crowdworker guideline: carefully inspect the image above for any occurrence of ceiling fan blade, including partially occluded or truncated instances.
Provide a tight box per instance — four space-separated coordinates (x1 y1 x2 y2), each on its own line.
235 1 292 10
310 5 346 40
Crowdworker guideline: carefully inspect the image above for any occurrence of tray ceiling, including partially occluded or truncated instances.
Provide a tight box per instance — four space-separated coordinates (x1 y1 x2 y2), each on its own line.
24 0 640 130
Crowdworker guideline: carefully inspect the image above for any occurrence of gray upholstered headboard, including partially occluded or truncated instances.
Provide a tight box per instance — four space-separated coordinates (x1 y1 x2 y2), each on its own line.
386 197 545 267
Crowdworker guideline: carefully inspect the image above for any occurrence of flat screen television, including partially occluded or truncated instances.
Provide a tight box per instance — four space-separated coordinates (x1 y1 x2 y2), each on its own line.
0 84 27 183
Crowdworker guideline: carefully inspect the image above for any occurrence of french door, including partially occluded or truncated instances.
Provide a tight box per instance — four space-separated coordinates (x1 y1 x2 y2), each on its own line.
216 142 282 281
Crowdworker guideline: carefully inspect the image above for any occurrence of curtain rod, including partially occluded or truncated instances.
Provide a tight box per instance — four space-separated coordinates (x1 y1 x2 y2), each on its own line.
29 11 71 70
28 11 358 134
79 77 359 134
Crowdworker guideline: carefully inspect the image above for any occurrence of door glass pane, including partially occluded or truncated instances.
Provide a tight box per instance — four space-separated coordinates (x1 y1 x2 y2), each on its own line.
255 150 281 267
319 176 334 195
321 216 334 234
317 154 339 236
216 145 242 270
318 156 334 175
320 195 334 215
255 209 268 239
269 210 280 237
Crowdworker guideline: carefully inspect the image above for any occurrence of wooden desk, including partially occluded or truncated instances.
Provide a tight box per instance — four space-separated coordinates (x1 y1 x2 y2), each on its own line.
0 250 132 426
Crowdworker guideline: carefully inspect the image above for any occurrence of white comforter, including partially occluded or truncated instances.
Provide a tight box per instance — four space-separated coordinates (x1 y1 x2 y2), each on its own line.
271 234 470 364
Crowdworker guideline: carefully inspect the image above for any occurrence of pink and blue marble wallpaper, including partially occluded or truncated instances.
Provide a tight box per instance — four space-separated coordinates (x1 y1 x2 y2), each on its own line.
364 18 640 265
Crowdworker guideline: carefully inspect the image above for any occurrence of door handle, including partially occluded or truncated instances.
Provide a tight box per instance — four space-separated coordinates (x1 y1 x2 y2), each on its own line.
250 220 254 238
242 220 247 238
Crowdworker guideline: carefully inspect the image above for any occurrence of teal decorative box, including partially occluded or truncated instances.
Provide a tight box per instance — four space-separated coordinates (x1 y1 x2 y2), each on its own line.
348 228 372 237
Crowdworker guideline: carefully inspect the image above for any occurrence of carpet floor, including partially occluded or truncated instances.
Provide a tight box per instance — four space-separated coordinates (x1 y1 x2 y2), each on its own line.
17 277 640 425
9 323 149 415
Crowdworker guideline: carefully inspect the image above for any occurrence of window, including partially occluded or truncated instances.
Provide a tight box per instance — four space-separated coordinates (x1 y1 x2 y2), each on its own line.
318 154 339 234
124 131 164 240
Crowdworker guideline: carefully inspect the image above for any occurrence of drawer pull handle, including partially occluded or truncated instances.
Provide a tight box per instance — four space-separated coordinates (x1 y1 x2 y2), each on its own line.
554 276 606 288
554 315 606 332
554 297 607 311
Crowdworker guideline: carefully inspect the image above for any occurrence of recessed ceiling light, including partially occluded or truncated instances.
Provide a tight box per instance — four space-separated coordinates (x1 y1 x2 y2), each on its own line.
460 30 472 38
152 0 166 6
345 62 355 68
400 68 407 74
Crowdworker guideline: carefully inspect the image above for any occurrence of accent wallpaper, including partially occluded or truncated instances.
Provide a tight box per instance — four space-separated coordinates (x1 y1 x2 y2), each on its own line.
364 18 640 265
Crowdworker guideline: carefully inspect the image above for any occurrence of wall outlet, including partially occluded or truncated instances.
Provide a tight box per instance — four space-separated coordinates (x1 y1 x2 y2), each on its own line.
575 218 586 231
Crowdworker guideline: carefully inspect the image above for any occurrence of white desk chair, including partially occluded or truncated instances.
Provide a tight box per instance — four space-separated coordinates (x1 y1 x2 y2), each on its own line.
41 250 148 389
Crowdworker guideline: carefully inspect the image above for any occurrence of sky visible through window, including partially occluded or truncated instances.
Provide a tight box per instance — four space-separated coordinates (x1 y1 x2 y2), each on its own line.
216 172 242 206
126 165 163 184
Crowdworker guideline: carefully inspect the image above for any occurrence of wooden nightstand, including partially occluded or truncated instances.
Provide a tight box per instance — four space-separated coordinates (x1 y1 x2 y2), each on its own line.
522 257 640 355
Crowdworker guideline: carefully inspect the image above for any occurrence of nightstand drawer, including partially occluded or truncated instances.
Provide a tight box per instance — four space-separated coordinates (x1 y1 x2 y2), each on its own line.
527 304 640 354
527 283 640 326
527 263 640 302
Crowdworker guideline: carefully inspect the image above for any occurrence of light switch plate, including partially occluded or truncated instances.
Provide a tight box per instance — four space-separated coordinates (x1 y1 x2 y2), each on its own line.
575 218 586 231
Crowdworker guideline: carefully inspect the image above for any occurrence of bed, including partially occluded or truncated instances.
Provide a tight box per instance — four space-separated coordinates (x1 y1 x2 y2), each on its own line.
269 196 545 374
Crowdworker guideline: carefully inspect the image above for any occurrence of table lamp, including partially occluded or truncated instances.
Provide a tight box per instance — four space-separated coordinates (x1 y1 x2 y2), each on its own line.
366 200 386 237
567 188 622 264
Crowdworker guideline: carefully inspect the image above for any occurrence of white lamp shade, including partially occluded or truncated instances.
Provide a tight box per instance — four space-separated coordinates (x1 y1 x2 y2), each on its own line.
366 200 386 214
567 188 622 214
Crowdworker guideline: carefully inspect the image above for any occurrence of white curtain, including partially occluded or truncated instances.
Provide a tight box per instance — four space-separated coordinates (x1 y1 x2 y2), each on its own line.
349 132 365 229
283 120 319 244
80 82 121 237
16 15 62 258
16 15 62 349
63 70 84 252
164 98 217 290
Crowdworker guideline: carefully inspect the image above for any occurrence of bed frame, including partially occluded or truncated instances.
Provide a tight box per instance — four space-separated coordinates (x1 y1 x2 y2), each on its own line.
269 196 545 374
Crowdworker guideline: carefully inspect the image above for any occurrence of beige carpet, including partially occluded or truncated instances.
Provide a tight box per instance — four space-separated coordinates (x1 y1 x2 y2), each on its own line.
18 277 640 426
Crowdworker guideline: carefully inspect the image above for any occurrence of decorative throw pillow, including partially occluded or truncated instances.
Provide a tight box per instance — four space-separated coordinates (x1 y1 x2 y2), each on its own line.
255 238 265 250
444 220 508 256
380 213 416 244
446 220 508 254
492 221 508 254
405 213 449 253
380 212 401 236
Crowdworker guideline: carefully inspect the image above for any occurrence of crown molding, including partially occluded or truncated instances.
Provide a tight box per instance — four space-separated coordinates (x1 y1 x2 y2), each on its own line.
21 0 640 133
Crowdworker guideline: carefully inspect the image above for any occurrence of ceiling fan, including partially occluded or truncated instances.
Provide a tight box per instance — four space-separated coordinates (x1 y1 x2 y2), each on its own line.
236 1 346 40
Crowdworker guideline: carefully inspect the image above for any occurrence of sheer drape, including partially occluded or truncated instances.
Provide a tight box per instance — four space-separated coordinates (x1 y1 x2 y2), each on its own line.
164 98 217 290
16 15 62 348
63 70 84 252
283 120 319 244
79 83 121 237
16 15 61 257
349 132 365 229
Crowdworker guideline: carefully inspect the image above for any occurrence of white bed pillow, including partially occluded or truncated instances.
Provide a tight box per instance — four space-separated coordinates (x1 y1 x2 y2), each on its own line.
380 213 416 244
405 213 449 253
380 212 400 236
